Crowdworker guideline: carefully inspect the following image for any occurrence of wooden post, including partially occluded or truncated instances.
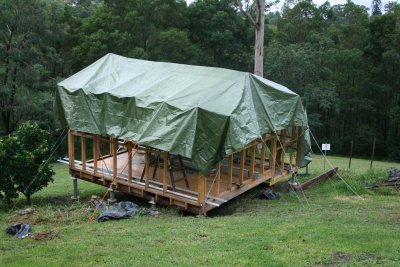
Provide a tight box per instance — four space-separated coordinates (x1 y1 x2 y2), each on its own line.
81 135 86 171
269 132 277 176
197 174 206 205
213 162 221 196
68 130 75 168
163 151 168 193
127 144 132 183
260 134 266 174
145 150 150 189
111 138 118 179
289 127 296 165
370 137 376 169
239 149 246 183
280 129 286 170
296 127 303 166
227 154 233 191
249 145 256 178
348 140 353 169
93 135 99 175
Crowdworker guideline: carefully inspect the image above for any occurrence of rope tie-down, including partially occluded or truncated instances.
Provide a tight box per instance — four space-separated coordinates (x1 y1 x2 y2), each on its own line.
89 140 138 221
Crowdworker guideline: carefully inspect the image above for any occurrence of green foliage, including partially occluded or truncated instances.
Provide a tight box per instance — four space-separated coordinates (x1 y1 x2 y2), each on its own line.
1 0 400 162
0 122 54 204
149 29 200 64
0 0 71 134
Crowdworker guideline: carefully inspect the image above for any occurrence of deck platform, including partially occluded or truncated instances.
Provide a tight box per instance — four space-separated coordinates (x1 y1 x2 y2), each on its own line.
65 129 302 214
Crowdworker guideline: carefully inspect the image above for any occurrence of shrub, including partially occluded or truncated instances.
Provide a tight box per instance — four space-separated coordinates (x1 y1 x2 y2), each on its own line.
0 122 54 204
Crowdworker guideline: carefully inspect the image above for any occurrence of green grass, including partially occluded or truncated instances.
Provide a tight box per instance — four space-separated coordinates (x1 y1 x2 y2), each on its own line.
307 154 400 174
1 159 400 266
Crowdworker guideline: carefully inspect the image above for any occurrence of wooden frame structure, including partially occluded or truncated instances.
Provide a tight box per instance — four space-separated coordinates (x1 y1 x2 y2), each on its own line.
64 127 303 214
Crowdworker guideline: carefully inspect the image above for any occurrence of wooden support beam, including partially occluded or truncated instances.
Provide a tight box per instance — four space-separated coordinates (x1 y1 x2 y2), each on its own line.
213 162 221 196
290 127 296 165
249 145 256 178
111 138 118 180
68 130 75 168
280 129 286 170
81 136 86 171
239 149 246 183
127 144 132 183
145 150 150 190
163 151 168 194
296 126 303 166
197 174 206 205
269 133 277 177
260 134 266 174
227 154 233 191
93 135 99 176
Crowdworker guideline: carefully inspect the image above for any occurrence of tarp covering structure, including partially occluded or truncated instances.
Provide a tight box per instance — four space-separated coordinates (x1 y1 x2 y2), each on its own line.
55 53 311 174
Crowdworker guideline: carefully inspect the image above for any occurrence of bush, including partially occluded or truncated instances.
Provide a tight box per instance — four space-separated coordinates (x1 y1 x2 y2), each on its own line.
0 122 54 204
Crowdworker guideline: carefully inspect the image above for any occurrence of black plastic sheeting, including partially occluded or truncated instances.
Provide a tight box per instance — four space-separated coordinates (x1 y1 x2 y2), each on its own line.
388 168 400 183
5 224 31 239
256 189 280 200
97 201 140 222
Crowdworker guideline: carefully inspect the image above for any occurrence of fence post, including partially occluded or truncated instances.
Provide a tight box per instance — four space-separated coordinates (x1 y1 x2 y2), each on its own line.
348 140 353 169
370 137 376 169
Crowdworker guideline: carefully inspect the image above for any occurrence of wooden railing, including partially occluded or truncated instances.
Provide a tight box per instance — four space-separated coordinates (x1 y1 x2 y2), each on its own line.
66 126 304 212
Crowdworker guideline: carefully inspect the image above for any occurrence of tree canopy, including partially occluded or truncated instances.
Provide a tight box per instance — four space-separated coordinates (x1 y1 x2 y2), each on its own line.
1 0 400 161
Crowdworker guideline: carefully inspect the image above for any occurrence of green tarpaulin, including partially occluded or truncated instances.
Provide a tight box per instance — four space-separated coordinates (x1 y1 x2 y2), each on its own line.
55 53 311 174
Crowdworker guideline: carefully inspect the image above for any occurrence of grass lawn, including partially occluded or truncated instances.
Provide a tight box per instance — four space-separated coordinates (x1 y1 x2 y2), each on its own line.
1 157 400 266
307 154 400 174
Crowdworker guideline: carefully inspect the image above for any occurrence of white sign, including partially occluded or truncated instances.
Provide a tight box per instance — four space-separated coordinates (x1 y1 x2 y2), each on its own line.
322 144 331 151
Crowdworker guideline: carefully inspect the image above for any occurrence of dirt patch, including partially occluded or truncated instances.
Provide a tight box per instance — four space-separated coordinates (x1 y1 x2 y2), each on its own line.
315 252 384 266
358 253 384 264
332 252 353 263
6 213 36 225
31 230 58 241
315 252 353 266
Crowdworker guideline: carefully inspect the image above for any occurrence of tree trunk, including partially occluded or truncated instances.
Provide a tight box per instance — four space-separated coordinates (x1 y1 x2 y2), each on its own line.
25 194 31 205
254 0 265 77
2 111 11 134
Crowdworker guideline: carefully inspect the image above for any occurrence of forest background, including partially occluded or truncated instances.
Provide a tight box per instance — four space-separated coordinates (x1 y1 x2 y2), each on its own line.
1 0 399 161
